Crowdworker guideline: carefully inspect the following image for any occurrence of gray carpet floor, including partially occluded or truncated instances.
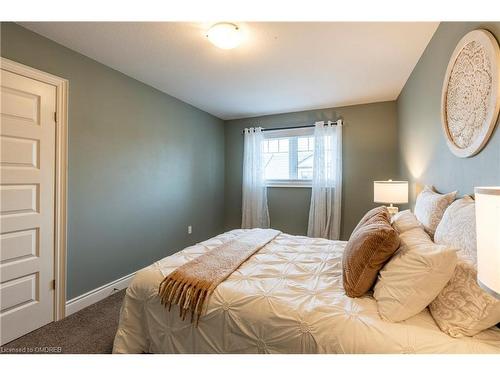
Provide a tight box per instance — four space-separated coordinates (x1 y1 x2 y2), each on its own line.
1 289 125 354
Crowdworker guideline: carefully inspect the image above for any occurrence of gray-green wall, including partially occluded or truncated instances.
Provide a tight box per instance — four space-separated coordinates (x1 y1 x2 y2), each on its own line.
1 23 225 299
398 22 500 206
224 101 399 240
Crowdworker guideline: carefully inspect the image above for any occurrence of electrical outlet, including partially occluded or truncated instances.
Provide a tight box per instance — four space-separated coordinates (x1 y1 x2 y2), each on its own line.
188 225 192 234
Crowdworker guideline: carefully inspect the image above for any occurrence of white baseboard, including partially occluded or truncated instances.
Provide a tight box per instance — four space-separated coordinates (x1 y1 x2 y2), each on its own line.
65 271 136 317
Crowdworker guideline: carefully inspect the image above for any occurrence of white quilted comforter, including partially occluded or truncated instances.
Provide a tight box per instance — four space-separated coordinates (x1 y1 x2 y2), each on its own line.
113 230 500 353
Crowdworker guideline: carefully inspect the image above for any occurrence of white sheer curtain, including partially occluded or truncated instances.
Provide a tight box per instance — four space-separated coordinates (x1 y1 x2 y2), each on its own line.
307 121 342 239
241 127 270 229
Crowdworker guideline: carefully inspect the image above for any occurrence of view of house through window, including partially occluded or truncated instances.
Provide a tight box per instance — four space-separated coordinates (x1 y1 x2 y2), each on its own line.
262 129 314 185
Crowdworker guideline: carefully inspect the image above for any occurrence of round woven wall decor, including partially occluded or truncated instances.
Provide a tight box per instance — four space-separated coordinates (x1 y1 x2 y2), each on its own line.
441 29 500 158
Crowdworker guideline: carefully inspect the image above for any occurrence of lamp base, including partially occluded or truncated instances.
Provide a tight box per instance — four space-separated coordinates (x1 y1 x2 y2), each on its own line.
387 204 399 217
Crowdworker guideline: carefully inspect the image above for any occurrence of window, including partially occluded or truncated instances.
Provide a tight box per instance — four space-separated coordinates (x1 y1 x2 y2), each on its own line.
262 127 315 187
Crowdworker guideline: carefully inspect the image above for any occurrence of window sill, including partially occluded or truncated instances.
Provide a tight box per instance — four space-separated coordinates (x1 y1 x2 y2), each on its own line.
265 180 312 188
267 185 312 188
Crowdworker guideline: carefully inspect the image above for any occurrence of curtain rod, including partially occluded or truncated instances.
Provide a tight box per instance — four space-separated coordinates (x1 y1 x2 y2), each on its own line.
241 120 342 134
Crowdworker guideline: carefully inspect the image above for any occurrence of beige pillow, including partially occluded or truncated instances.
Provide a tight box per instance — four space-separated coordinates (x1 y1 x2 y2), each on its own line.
434 195 477 264
391 209 422 234
343 209 400 298
430 196 500 337
414 185 456 237
373 226 457 322
429 260 500 337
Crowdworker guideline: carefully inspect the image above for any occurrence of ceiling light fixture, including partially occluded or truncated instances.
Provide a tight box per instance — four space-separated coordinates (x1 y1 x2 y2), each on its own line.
206 23 242 50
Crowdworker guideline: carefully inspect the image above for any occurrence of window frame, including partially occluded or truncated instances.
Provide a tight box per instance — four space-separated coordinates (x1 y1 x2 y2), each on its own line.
263 127 315 188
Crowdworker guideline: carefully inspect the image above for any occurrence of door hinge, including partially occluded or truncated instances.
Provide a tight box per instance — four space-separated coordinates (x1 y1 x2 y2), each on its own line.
51 279 56 290
54 112 57 122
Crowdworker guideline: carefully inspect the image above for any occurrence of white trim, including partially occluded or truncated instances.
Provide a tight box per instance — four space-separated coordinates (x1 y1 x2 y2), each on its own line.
1 57 69 321
54 77 69 321
266 180 312 188
263 127 315 138
267 185 312 188
65 272 136 316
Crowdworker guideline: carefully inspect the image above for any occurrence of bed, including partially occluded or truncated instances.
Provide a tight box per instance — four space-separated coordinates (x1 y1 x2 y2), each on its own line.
112 229 500 354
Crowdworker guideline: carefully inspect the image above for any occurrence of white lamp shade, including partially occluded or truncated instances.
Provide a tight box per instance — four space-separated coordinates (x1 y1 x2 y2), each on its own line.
475 187 500 298
374 181 408 204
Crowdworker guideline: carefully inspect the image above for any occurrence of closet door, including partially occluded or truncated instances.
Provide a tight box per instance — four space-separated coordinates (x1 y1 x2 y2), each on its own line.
0 69 56 345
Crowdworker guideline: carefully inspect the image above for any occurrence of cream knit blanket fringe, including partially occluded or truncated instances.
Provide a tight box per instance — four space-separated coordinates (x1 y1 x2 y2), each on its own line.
158 229 281 325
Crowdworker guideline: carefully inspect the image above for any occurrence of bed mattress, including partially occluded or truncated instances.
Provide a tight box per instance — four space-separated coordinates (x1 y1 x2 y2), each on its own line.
113 230 500 353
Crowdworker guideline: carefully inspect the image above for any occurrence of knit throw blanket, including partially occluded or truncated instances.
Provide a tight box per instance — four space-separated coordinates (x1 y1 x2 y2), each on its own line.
158 228 281 325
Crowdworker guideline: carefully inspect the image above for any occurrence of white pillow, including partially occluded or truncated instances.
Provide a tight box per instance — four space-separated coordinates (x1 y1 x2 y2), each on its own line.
429 260 500 337
373 226 457 322
391 210 422 234
414 185 456 237
434 195 476 265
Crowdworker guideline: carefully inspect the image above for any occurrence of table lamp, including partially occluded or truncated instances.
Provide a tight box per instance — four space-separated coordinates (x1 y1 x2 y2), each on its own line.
374 180 409 216
475 187 500 299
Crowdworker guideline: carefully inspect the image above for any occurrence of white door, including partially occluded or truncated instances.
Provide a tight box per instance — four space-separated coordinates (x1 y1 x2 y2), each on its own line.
0 69 56 345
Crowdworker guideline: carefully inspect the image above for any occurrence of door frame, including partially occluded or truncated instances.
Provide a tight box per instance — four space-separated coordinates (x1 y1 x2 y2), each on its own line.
1 57 68 321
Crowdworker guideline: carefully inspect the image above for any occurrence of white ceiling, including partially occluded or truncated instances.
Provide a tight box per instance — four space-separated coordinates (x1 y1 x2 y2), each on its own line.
19 22 439 120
